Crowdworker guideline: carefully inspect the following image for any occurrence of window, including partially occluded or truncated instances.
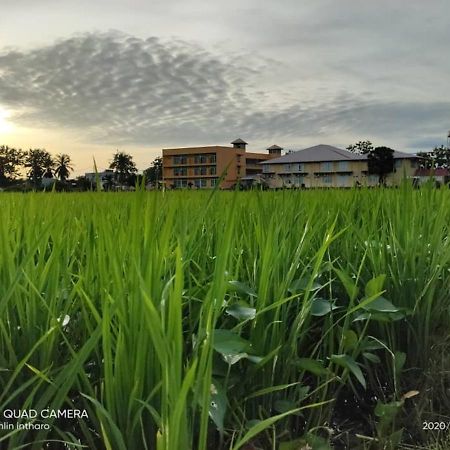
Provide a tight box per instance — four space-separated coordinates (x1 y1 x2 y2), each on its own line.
194 167 207 175
174 167 187 176
194 154 209 164
211 178 218 187
394 160 402 169
323 175 332 184
294 175 304 186
175 179 188 188
209 155 216 163
337 161 349 172
263 164 270 173
194 179 207 188
320 162 333 172
173 155 187 165
338 175 349 187
283 164 291 172
297 163 304 172
368 174 378 184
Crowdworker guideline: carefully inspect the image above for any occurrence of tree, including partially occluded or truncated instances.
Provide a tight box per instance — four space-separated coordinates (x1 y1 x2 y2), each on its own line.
432 145 450 168
54 153 74 181
109 151 137 185
74 176 91 191
0 145 25 186
24 149 54 187
417 146 450 169
347 140 374 155
416 151 434 169
143 156 162 186
368 146 395 186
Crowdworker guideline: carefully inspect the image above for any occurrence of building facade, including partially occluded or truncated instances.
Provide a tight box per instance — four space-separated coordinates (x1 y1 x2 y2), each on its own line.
260 145 419 188
84 169 115 189
162 139 278 189
413 168 450 186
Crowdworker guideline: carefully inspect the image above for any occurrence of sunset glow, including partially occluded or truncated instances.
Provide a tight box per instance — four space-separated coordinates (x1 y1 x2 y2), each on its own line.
0 107 14 135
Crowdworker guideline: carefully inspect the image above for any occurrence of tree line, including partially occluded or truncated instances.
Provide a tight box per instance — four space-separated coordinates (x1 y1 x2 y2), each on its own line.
0 145 163 191
0 146 73 188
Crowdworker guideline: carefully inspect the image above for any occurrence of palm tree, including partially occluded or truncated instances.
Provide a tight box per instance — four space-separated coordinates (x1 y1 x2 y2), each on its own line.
54 154 74 181
109 151 137 185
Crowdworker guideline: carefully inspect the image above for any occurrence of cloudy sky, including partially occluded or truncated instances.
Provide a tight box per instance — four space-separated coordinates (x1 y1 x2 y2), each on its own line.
0 0 449 174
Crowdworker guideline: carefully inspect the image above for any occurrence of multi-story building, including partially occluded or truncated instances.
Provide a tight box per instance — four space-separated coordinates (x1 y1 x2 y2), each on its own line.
260 144 419 188
162 139 279 189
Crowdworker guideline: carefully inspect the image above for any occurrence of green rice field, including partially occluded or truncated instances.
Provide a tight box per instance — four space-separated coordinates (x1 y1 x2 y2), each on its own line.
0 187 449 449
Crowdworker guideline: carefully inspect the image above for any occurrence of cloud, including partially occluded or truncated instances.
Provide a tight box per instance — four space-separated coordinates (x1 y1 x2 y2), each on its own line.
0 31 448 150
0 32 259 145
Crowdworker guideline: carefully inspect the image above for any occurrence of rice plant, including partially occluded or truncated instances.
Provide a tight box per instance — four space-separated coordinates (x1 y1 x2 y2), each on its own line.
0 186 448 449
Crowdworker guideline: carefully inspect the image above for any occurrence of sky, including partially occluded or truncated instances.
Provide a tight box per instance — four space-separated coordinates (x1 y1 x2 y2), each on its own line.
0 0 449 175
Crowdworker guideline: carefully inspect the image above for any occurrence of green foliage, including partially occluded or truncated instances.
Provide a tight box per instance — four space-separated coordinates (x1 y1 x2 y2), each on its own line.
24 148 54 186
373 390 419 449
143 156 163 186
368 146 395 185
0 145 25 185
0 188 448 448
54 153 73 181
417 146 450 172
109 150 137 185
347 140 374 154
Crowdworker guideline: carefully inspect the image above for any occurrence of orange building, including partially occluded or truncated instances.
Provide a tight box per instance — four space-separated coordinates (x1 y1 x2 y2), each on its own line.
162 139 280 189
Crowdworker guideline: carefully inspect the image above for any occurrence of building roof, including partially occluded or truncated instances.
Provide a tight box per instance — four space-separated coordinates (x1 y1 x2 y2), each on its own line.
231 138 248 145
267 144 283 150
261 144 419 164
391 150 419 159
261 145 366 164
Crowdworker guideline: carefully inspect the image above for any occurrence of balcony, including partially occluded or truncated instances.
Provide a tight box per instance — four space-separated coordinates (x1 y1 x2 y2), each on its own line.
279 170 309 175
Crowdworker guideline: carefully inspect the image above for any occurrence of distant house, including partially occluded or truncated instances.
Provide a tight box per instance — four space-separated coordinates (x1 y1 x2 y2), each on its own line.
42 177 57 188
413 168 450 186
84 169 115 189
260 144 419 188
